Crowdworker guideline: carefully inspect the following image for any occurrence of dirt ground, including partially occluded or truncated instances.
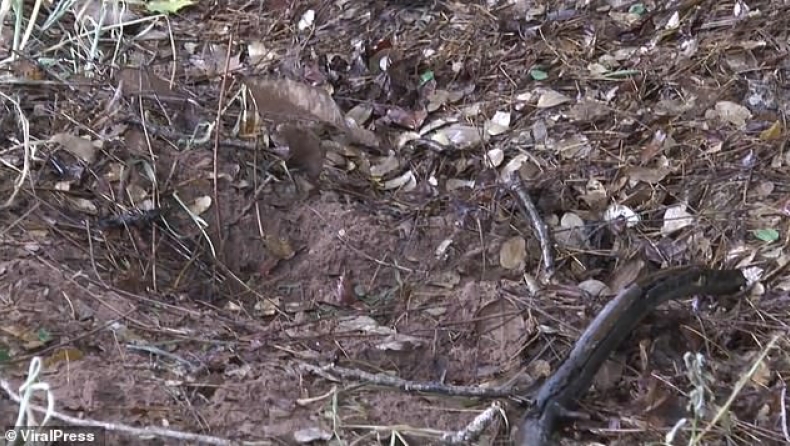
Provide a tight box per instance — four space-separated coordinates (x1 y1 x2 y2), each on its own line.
1 0 790 445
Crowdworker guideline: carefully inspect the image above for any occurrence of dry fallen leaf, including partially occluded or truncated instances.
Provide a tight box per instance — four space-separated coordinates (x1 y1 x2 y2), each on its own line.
188 196 212 216
50 133 100 164
116 67 176 98
475 299 526 365
556 212 587 249
499 236 526 270
711 101 752 128
536 88 571 108
263 233 295 260
243 76 379 148
485 148 504 168
254 297 281 317
661 204 694 235
381 170 416 191
376 333 426 351
44 347 85 369
760 120 783 141
626 165 671 185
433 124 486 150
293 427 332 443
370 151 400 178
552 133 593 159
566 99 609 122
485 110 511 136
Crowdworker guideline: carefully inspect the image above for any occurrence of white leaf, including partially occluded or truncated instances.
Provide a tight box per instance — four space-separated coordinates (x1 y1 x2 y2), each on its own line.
536 88 571 108
661 204 694 235
604 204 640 228
381 170 416 191
485 148 504 168
297 9 315 31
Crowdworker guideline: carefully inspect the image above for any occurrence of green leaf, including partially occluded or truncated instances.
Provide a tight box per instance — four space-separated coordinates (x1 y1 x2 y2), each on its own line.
529 68 548 81
419 70 434 86
37 328 52 343
146 0 196 14
0 348 10 362
602 69 642 79
629 3 646 15
753 228 780 242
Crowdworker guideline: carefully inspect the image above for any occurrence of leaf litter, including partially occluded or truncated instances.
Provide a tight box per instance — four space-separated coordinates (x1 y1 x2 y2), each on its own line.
1 0 789 445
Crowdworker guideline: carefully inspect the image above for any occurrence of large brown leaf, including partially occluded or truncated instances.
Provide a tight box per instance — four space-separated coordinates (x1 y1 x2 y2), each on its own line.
243 76 379 148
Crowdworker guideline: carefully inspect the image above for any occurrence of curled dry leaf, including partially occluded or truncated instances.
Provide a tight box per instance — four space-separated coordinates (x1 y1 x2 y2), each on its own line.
609 258 645 293
246 41 276 66
69 197 97 215
760 120 783 141
485 148 504 168
188 196 212 216
381 170 416 191
243 76 379 148
577 279 609 298
293 427 332 443
432 124 486 150
377 333 426 351
345 103 373 126
603 204 640 228
446 178 475 191
370 151 400 178
499 154 530 181
499 236 526 270
297 9 315 31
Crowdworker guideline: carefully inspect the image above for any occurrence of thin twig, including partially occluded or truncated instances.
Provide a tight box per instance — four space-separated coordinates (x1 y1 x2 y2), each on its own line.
212 30 235 263
0 376 242 445
506 172 555 278
781 381 789 443
301 363 517 399
690 333 781 444
441 402 506 445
